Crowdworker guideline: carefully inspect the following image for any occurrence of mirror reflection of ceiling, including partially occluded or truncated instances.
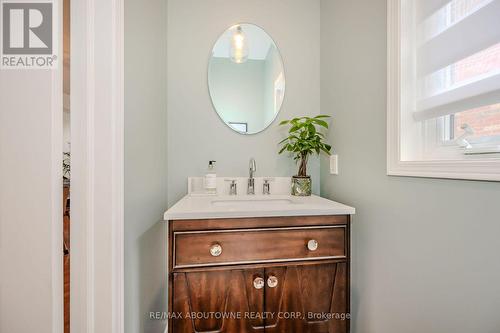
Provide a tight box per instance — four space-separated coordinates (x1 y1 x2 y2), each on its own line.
212 24 273 61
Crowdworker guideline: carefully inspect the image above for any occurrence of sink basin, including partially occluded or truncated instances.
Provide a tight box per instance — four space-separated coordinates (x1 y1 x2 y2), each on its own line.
211 198 295 207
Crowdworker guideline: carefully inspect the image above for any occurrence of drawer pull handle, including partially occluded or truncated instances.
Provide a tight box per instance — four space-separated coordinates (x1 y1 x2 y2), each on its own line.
209 243 222 257
267 275 278 288
307 239 318 251
253 277 265 289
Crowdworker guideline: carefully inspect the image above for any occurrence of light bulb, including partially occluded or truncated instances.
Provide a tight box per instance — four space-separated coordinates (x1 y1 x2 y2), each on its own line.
230 26 249 64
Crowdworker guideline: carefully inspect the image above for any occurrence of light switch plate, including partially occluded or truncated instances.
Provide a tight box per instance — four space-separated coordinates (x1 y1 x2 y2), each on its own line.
330 154 338 175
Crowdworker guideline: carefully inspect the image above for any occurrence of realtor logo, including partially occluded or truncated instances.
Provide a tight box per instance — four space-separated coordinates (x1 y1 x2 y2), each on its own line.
1 0 58 69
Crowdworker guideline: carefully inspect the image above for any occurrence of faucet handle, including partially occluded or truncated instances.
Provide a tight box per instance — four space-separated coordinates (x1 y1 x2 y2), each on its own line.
224 179 238 195
263 178 274 195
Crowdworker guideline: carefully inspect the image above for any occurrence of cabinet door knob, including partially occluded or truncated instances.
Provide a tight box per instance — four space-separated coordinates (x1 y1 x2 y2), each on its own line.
307 239 318 251
267 275 278 288
253 277 265 289
209 243 222 257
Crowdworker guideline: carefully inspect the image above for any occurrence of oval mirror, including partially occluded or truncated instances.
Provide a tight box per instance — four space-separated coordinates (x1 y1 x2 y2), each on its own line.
208 24 285 134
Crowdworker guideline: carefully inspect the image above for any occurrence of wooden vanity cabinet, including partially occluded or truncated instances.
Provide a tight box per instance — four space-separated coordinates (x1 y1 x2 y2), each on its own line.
168 215 350 333
172 268 265 332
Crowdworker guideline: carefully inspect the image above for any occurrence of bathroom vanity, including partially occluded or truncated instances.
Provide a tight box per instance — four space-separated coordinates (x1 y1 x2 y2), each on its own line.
165 180 355 333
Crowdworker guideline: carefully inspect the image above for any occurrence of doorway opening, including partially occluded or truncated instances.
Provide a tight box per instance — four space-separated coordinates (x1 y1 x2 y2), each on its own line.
62 0 71 332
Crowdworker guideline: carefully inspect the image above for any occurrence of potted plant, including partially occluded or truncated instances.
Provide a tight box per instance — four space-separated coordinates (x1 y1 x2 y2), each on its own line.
278 115 332 196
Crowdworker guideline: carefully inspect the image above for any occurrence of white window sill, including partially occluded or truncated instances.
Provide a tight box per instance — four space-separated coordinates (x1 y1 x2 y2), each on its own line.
464 145 500 155
387 159 500 181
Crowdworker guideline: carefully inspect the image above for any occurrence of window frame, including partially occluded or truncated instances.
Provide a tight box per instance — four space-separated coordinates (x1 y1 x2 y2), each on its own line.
387 0 500 181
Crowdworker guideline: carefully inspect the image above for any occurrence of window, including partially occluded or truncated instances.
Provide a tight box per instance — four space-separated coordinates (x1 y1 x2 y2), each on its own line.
274 72 285 113
228 122 248 133
387 0 500 181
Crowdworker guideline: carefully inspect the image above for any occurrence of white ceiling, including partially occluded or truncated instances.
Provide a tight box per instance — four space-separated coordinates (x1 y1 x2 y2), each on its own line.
212 24 275 60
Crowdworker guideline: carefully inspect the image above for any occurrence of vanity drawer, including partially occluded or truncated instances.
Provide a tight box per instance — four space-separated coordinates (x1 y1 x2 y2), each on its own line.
173 225 346 268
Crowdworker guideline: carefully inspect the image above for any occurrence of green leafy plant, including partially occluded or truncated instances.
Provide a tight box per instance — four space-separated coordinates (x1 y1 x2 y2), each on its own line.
278 115 332 177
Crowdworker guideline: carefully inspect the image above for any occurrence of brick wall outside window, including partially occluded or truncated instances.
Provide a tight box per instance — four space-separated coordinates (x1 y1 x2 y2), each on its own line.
452 43 500 139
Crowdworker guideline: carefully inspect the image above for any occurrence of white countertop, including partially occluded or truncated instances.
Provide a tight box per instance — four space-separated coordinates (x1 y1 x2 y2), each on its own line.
164 194 355 220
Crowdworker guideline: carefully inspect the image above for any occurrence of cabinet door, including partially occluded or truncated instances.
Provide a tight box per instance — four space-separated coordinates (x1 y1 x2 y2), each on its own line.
264 262 348 333
173 268 265 333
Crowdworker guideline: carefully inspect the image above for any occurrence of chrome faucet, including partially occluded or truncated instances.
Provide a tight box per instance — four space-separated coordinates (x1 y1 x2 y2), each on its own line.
248 158 256 194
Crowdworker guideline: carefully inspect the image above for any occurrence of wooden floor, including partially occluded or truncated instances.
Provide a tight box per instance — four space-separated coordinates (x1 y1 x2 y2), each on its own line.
63 185 70 333
64 252 70 333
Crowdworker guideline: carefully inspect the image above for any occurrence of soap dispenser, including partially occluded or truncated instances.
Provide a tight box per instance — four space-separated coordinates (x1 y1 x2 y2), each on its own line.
205 160 217 194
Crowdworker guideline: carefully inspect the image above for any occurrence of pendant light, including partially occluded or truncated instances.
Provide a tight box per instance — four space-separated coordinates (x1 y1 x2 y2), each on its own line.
230 25 249 64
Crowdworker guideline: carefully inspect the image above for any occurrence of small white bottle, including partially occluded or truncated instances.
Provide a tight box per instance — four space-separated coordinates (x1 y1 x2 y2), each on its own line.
205 160 217 194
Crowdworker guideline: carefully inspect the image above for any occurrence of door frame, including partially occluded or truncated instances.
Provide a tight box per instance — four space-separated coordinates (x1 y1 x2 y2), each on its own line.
70 0 124 332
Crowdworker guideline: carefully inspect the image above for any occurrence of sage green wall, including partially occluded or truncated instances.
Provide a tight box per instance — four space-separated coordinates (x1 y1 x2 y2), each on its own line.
125 0 168 332
167 0 321 206
320 1 500 332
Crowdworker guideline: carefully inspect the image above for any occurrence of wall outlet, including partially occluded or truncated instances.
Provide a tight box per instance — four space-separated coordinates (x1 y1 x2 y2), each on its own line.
330 154 338 175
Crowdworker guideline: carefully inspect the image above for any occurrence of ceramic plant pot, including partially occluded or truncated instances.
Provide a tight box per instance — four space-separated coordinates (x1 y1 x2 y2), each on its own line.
291 176 312 196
